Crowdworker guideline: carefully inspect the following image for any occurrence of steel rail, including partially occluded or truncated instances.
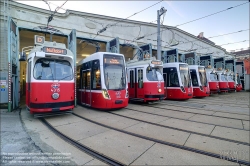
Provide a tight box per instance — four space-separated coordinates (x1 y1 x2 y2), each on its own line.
73 113 250 166
125 108 249 131
40 118 124 166
135 103 250 121
108 111 250 146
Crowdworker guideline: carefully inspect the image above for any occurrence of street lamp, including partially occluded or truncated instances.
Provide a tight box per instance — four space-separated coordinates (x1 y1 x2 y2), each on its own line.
157 7 167 61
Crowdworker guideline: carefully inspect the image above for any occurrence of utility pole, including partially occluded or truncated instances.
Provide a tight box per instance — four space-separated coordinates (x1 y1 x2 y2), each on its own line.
157 7 167 61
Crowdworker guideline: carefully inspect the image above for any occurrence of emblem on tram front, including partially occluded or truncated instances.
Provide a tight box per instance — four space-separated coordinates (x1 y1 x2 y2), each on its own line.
157 82 161 88
51 83 60 92
116 91 121 98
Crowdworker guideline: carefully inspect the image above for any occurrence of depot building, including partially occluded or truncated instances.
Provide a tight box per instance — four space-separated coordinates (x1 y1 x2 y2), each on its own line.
0 0 236 111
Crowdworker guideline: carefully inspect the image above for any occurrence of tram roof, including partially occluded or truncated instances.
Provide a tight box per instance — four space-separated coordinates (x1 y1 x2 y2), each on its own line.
27 40 74 58
163 62 188 68
126 57 162 67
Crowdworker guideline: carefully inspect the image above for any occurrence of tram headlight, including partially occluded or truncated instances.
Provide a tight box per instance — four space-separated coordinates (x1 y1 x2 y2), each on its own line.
199 86 203 91
52 93 60 100
125 88 129 98
158 89 162 93
180 86 185 93
102 89 110 99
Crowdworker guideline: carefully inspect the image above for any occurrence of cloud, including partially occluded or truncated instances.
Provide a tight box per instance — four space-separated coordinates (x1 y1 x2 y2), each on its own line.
165 1 185 18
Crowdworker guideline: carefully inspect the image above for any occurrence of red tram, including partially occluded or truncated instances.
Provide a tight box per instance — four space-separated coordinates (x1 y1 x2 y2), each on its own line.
163 62 193 100
126 57 165 102
189 65 210 97
205 67 220 94
77 52 128 109
235 73 243 92
20 35 75 115
216 68 229 92
225 70 236 92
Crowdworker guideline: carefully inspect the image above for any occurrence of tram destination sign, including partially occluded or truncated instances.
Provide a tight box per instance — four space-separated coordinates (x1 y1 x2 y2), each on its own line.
104 54 124 65
43 47 67 55
151 60 162 65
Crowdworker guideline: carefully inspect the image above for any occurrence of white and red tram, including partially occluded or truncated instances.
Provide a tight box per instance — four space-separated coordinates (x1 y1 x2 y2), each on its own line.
225 70 236 92
21 35 75 115
235 73 243 92
189 65 210 97
205 67 220 94
126 57 165 102
163 62 193 100
77 52 128 109
216 68 229 92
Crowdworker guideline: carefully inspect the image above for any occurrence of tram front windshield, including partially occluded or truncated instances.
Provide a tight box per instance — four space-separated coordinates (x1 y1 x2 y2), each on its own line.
34 58 73 80
198 67 207 86
179 64 191 87
221 74 227 81
209 73 217 81
103 54 126 90
190 69 199 86
146 67 163 81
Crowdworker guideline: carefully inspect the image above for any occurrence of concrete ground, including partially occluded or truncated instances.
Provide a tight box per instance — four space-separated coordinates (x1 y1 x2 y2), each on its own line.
1 92 249 165
0 109 52 166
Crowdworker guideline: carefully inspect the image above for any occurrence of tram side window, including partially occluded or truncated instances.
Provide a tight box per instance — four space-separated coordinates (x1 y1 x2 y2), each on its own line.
138 69 143 88
86 71 91 89
82 72 86 89
91 60 101 90
130 70 134 88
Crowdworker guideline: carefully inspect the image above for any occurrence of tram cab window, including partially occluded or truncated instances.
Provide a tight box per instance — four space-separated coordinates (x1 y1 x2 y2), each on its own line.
33 58 73 80
146 67 163 81
91 60 101 90
190 69 199 86
163 67 179 87
138 69 143 88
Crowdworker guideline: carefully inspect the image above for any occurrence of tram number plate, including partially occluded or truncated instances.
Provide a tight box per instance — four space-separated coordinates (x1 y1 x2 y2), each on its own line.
115 100 123 104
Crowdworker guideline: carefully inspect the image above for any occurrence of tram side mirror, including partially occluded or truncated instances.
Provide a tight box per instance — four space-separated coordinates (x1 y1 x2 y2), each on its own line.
41 60 50 68
19 52 26 61
147 64 152 72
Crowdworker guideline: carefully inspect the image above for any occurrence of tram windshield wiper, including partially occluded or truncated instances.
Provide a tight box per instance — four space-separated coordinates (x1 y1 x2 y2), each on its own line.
58 75 73 82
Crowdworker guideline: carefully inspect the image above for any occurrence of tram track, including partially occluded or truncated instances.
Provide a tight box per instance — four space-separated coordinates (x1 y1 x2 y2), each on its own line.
72 112 250 166
136 103 250 121
125 107 249 131
171 99 249 108
40 118 124 166
147 101 250 117
107 111 250 146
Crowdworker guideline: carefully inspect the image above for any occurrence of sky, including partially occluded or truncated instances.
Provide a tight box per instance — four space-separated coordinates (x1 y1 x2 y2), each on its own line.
16 1 249 52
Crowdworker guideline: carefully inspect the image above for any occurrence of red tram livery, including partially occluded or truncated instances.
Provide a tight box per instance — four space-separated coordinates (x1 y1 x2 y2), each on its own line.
216 68 229 92
20 35 75 115
225 70 236 92
205 67 220 94
163 62 193 100
126 57 165 102
189 65 210 97
77 52 128 109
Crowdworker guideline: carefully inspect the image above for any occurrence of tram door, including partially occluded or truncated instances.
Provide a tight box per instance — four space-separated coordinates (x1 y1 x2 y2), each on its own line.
137 68 144 98
163 73 167 96
82 70 91 106
26 60 31 107
129 69 135 98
